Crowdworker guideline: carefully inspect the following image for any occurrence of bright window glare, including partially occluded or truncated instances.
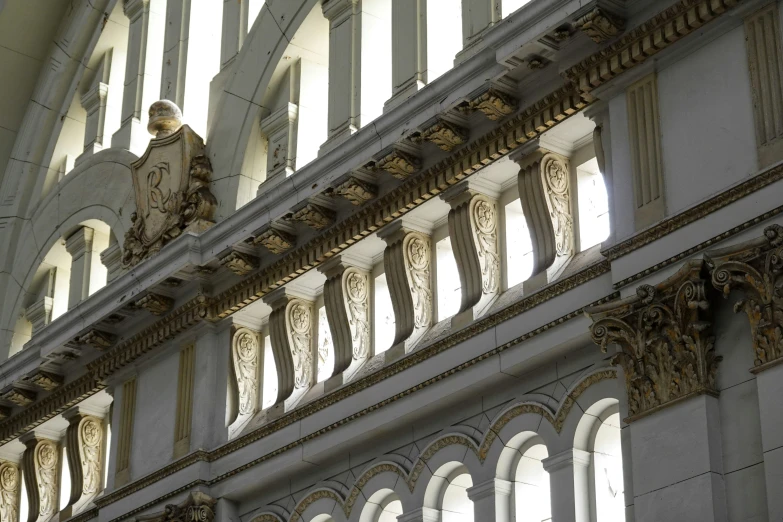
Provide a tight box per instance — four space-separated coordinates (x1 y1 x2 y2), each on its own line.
515 444 551 522
374 273 395 354
317 306 335 382
183 0 222 139
505 200 534 287
594 413 625 521
442 473 474 522
577 158 610 250
248 0 264 31
436 237 461 321
502 0 533 18
378 499 403 522
60 447 71 511
427 0 462 82
361 0 392 125
262 335 278 408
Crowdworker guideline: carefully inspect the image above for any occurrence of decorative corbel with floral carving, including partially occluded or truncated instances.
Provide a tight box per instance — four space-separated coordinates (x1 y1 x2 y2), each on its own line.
135 293 174 316
574 7 625 43
705 224 783 370
220 251 259 276
135 491 217 522
0 461 19 522
585 261 720 421
254 228 296 255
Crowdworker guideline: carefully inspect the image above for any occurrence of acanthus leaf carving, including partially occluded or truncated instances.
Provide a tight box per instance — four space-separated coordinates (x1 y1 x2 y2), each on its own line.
0 462 18 522
335 177 377 206
136 491 217 522
461 89 518 121
254 228 296 255
232 328 260 416
288 300 313 389
585 261 720 420
575 7 625 43
405 234 433 331
472 197 500 295
77 329 116 350
420 121 467 151
373 150 421 180
2 389 35 408
35 440 57 521
27 372 63 392
541 153 574 258
292 204 336 231
135 293 174 316
344 270 370 360
220 251 259 276
705 224 783 368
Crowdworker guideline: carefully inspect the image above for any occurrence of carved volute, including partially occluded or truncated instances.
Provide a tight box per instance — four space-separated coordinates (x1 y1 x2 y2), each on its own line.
136 491 217 522
705 224 783 370
585 261 720 421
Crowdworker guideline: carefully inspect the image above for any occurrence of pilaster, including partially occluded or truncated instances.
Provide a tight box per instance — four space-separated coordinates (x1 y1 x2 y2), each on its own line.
466 478 512 522
173 344 196 458
260 103 299 182
77 53 110 163
100 239 123 284
25 298 53 337
114 377 137 488
441 182 500 328
263 288 316 412
320 0 361 155
62 407 105 517
384 0 426 112
456 0 500 64
65 227 95 309
318 255 371 389
20 433 60 522
378 221 433 356
542 448 590 522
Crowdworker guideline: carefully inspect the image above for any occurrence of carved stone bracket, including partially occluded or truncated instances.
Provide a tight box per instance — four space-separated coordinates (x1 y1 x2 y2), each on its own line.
585 261 720 421
335 177 377 206
220 251 259 276
419 121 467 151
460 88 517 121
254 228 296 255
292 204 336 231
78 329 116 350
264 290 315 406
514 146 574 278
442 186 500 321
230 327 260 419
21 435 59 522
318 257 371 379
2 389 35 408
136 492 217 522
0 461 19 522
64 409 104 513
373 149 421 180
574 7 625 43
135 293 174 316
380 224 433 352
27 371 63 392
705 224 783 370
122 101 217 269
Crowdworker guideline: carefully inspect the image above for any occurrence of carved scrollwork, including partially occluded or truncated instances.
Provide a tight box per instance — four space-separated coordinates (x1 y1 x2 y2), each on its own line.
335 177 377 206
541 153 574 258
289 302 313 389
220 251 259 276
374 150 421 180
0 462 18 522
232 328 260 415
136 492 216 522
420 121 467 151
461 89 517 121
292 204 335 231
135 293 174 316
406 235 433 329
705 224 783 368
472 198 500 295
344 271 370 359
35 441 57 520
254 228 296 254
575 7 625 43
585 261 720 420
80 417 102 496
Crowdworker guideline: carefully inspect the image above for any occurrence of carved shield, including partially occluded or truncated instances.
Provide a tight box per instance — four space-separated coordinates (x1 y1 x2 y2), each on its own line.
130 129 187 246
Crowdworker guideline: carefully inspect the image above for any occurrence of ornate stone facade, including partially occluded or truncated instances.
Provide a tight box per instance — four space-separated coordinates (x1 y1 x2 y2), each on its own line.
231 328 260 416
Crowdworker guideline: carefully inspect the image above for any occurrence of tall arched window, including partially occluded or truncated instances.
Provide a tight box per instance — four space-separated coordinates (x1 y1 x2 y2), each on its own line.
360 489 404 522
591 411 624 521
426 462 474 522
514 442 551 522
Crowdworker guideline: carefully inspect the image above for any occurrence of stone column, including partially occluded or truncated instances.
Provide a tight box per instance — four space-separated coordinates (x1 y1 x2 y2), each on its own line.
0 460 20 522
318 255 371 388
513 143 575 291
378 221 433 358
457 0 500 63
20 433 60 522
320 0 361 155
160 0 189 107
263 288 315 412
705 224 783 520
62 407 105 517
260 103 299 183
112 0 166 153
466 478 512 522
65 227 96 309
441 183 500 328
541 449 590 522
384 0 426 112
220 0 247 69
586 261 727 522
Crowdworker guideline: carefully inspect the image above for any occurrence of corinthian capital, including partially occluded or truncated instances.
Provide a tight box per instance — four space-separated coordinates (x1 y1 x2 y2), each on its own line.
705 224 783 371
585 261 720 421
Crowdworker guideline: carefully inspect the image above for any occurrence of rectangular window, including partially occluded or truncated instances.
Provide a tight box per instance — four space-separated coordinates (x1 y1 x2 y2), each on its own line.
504 199 533 288
576 157 610 251
436 236 460 321
373 272 395 354
262 333 277 409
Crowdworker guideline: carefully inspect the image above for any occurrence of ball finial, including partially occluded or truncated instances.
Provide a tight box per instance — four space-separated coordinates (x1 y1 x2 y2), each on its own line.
147 100 183 138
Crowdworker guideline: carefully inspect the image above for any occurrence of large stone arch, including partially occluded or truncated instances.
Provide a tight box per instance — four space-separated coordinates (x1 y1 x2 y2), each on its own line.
206 0 320 218
0 149 136 356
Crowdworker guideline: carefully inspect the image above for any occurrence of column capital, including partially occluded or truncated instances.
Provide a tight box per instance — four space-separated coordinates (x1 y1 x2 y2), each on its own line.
65 226 95 258
322 0 360 23
123 0 151 22
397 507 440 522
466 477 513 501
542 448 591 473
26 297 53 335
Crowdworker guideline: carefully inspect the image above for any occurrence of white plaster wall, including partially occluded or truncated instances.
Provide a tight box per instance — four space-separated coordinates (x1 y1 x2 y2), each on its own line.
657 26 757 216
131 349 179 480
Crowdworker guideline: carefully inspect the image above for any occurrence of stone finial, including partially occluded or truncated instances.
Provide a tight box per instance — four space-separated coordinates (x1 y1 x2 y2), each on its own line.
147 100 183 138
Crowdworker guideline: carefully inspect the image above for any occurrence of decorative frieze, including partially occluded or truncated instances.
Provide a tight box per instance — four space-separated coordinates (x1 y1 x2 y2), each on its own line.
627 74 665 230
460 88 517 121
380 224 433 352
442 185 500 321
64 409 104 512
574 7 625 43
419 121 467 151
135 293 174 316
231 328 260 417
292 204 336 231
705 224 783 370
254 228 296 255
319 257 371 379
219 251 259 276
121 101 217 268
21 436 59 522
585 261 720 420
374 149 421 180
0 461 19 522
174 344 195 458
335 177 377 206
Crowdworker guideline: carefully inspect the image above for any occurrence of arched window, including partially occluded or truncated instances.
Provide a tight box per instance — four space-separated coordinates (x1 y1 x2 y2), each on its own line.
591 411 624 521
359 489 403 522
514 442 551 522
426 462 474 522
